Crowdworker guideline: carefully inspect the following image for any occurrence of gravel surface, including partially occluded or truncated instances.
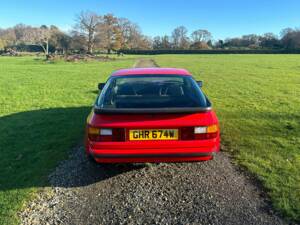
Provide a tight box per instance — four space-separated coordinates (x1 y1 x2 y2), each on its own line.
19 59 289 225
20 147 287 225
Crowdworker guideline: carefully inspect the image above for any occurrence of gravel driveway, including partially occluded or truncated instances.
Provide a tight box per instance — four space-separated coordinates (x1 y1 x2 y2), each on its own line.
20 59 288 225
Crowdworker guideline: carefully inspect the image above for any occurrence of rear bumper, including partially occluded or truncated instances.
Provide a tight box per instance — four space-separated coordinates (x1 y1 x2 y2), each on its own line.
87 139 220 163
92 152 214 163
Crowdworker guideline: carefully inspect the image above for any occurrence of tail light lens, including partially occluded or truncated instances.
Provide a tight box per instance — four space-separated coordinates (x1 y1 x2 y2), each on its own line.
181 125 218 140
88 126 125 142
180 127 194 140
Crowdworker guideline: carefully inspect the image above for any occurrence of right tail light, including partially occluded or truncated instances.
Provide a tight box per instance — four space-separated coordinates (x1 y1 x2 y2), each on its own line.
181 125 218 140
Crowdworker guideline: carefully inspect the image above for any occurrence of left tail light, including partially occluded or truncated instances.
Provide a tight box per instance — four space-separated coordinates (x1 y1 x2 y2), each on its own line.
88 126 125 142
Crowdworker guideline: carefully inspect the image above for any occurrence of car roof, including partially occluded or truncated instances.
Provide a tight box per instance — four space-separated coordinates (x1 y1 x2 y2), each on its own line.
111 67 192 76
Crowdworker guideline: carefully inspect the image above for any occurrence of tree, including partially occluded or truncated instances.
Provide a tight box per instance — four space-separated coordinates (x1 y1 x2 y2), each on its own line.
0 38 6 50
118 18 147 49
260 33 280 49
214 40 224 48
241 34 260 46
70 31 87 52
281 29 300 49
13 24 29 42
152 36 162 49
96 13 121 53
51 31 72 55
171 26 189 49
0 28 17 47
224 34 261 48
190 41 209 49
22 25 52 58
74 11 101 53
0 28 8 50
161 35 171 49
191 29 212 43
280 28 294 38
136 35 152 49
118 18 132 49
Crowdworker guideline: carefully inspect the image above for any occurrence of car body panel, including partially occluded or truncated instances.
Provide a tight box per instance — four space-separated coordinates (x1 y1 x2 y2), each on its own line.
111 68 192 76
85 110 220 163
85 68 220 163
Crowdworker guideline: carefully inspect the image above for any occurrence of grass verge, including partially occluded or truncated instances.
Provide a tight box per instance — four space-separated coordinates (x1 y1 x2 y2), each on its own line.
0 56 134 224
154 54 300 222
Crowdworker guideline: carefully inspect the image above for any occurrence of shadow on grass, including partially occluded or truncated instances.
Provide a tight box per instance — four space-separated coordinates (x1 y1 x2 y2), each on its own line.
0 107 144 192
89 90 100 95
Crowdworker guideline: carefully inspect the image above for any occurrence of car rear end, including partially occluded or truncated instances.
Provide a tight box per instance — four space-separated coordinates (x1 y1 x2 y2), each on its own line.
85 69 220 163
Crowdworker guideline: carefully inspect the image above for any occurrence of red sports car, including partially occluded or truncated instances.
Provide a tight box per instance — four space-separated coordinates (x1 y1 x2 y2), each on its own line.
85 68 220 163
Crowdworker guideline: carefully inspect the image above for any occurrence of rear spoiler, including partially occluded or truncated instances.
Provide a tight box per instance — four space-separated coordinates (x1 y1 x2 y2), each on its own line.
94 106 212 114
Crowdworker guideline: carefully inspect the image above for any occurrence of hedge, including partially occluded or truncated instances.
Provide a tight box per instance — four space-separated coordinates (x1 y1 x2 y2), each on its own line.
119 49 300 55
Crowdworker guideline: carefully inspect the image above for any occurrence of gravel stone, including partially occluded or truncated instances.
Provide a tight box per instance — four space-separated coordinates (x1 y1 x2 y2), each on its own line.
19 146 289 225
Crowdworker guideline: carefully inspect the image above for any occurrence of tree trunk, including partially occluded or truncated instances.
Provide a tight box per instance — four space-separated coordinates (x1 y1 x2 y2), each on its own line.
46 40 49 55
39 43 48 59
45 40 50 60
87 32 93 54
63 48 68 57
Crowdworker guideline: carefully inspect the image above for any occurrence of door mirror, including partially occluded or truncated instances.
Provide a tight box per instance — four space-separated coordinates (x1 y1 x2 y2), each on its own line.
98 83 105 90
196 81 203 87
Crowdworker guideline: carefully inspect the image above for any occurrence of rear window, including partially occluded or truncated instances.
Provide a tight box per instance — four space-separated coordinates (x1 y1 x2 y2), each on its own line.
96 75 209 109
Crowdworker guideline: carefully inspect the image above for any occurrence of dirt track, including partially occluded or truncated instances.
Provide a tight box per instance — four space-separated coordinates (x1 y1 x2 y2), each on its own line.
133 58 158 68
20 59 288 225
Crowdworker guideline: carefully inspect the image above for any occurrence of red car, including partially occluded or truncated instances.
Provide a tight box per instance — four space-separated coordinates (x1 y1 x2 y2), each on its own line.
85 68 220 163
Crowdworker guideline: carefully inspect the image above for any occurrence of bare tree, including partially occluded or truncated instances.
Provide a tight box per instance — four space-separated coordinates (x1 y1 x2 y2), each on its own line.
281 28 300 49
136 35 152 49
260 33 280 49
118 18 147 49
191 29 212 43
74 11 101 54
21 26 52 58
0 37 5 50
13 24 29 42
171 26 189 49
152 36 162 49
70 31 87 52
51 30 72 55
0 28 17 47
153 35 171 49
280 28 294 38
241 34 260 46
161 35 171 49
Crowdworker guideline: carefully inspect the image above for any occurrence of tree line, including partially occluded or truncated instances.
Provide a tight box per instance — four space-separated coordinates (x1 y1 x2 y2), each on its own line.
151 27 300 50
0 11 151 56
0 11 300 56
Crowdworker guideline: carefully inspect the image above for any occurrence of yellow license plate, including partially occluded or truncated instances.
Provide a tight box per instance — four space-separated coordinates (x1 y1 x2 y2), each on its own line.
129 129 178 141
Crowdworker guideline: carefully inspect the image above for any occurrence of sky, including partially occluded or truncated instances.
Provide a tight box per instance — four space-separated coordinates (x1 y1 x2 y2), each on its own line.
0 0 299 40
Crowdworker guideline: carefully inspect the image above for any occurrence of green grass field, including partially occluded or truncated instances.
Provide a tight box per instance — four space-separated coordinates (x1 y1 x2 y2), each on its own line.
154 54 300 221
0 56 135 224
0 55 299 224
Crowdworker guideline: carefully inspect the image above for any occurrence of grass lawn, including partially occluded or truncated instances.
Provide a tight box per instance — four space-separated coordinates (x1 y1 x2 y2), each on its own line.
0 55 299 224
0 56 134 224
154 54 300 222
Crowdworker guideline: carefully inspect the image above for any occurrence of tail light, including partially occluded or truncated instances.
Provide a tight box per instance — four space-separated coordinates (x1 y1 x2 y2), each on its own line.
180 125 218 140
88 126 125 142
